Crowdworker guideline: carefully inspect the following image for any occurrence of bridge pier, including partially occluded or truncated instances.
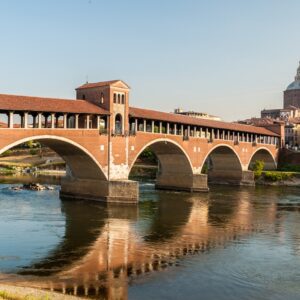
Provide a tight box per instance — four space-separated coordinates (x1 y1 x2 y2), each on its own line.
155 173 209 192
60 178 139 204
208 170 255 186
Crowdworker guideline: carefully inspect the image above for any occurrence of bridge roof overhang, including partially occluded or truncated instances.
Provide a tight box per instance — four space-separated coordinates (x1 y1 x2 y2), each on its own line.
129 107 279 137
0 94 110 115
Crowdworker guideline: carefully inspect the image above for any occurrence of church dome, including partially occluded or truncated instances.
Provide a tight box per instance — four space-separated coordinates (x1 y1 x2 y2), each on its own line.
286 61 300 90
286 81 300 90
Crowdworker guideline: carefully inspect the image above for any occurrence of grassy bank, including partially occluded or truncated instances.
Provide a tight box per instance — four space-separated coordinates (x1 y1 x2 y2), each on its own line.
0 285 80 300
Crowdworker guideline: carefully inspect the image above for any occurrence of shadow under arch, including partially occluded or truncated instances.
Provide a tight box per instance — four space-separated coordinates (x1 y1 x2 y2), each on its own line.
0 135 107 181
202 144 244 185
129 139 195 191
248 148 277 170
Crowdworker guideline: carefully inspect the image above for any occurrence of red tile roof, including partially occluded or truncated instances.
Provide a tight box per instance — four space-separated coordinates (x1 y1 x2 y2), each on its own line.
0 94 109 115
76 80 120 90
129 107 279 136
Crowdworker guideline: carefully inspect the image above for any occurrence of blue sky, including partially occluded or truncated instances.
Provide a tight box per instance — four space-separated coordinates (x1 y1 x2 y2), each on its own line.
0 0 299 121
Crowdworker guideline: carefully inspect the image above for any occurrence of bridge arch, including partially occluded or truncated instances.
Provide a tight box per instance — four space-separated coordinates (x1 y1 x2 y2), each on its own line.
201 144 244 185
129 138 195 191
248 147 277 170
0 135 107 181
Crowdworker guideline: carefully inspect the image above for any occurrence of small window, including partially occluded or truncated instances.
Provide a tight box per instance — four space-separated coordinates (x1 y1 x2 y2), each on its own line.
113 93 116 103
121 94 125 104
82 94 86 100
117 94 121 104
101 92 104 104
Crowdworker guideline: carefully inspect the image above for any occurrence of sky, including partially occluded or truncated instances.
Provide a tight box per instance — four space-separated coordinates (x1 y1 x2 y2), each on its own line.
0 0 300 121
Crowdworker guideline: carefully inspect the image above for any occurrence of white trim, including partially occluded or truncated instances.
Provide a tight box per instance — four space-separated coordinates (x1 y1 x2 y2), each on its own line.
0 135 107 180
128 138 194 174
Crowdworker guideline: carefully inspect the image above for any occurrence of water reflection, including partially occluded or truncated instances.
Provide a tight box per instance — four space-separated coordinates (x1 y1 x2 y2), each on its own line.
0 180 300 299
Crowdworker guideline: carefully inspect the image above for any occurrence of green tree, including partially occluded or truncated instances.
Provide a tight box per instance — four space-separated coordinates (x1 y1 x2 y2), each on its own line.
253 160 265 179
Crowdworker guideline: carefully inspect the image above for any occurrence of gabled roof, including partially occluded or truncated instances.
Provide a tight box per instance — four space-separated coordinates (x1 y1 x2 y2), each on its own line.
0 94 110 115
76 80 130 90
129 107 279 136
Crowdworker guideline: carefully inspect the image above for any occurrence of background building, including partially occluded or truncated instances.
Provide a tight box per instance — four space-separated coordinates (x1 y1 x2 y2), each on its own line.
256 62 300 148
284 62 300 108
174 108 221 121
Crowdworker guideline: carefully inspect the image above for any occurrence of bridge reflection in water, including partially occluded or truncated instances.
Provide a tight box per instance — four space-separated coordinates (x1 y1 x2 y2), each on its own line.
1 186 286 299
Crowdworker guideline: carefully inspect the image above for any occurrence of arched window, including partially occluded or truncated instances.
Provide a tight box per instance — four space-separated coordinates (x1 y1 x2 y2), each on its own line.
113 93 117 103
115 114 122 135
121 94 125 104
117 94 121 104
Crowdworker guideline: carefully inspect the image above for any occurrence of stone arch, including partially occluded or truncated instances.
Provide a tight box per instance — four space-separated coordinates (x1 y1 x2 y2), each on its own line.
129 138 196 191
201 144 245 185
248 148 277 170
0 135 107 181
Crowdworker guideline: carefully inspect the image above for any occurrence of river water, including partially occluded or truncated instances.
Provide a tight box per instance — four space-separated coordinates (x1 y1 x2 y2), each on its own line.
0 175 300 300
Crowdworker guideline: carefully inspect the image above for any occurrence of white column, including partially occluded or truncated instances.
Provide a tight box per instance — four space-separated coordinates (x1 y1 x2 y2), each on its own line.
159 122 162 134
200 127 203 138
86 115 90 129
194 126 197 137
51 113 55 129
38 113 42 129
187 125 190 136
151 120 155 133
75 114 79 129
23 112 28 129
181 124 184 136
167 123 170 134
135 119 138 132
143 119 147 132
63 113 68 129
9 112 14 129
97 116 100 130
174 124 177 135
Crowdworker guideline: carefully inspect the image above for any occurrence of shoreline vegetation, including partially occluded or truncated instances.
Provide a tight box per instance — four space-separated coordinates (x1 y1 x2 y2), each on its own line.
0 284 81 300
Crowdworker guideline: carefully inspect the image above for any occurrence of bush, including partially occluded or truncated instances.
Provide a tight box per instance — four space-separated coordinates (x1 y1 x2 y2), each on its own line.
279 164 300 173
0 150 12 157
263 171 293 182
139 148 158 164
29 149 39 155
252 160 265 179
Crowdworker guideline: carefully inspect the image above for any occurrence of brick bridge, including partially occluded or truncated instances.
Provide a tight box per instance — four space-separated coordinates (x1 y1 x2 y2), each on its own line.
0 80 283 203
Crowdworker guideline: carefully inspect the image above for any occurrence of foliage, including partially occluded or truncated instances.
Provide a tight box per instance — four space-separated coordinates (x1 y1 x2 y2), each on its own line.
279 164 300 173
0 290 50 300
139 148 158 164
29 149 39 156
263 171 294 182
0 150 12 157
202 162 208 174
252 160 265 179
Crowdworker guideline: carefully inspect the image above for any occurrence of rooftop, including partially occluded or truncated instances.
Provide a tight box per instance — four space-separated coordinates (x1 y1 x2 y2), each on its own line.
0 94 110 115
76 80 130 90
129 107 279 136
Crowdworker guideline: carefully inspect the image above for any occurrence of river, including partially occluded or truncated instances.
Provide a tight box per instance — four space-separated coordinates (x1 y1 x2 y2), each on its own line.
0 175 299 300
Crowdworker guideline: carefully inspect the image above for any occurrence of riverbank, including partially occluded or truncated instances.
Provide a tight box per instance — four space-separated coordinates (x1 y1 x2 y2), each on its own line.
0 148 65 175
0 284 81 300
256 171 300 187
